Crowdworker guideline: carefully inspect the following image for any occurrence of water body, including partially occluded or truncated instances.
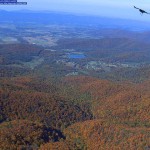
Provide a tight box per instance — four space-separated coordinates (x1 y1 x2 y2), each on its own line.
68 53 86 59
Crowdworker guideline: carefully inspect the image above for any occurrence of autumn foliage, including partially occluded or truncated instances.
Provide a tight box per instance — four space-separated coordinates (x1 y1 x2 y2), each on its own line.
0 75 150 149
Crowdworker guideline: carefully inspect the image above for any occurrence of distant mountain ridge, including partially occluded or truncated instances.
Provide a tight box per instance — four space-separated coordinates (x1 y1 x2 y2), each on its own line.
0 10 150 31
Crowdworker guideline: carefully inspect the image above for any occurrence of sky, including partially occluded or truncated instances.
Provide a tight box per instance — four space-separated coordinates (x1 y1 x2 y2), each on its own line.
0 0 150 21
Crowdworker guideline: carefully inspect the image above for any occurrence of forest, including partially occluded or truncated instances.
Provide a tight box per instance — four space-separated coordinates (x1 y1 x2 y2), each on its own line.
0 45 150 149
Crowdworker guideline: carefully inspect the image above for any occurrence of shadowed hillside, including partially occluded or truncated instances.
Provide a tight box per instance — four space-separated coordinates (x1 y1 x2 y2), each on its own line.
0 75 149 149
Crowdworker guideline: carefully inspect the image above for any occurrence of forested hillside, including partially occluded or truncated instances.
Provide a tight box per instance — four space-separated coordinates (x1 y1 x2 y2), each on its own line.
0 75 150 149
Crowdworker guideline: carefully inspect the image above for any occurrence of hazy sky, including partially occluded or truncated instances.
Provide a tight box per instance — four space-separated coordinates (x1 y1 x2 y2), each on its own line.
1 0 150 21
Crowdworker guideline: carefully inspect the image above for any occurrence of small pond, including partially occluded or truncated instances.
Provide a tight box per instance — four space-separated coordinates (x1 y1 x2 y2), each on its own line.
68 53 86 59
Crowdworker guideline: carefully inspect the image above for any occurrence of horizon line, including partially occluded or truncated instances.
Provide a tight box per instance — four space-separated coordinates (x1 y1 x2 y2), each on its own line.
0 9 150 23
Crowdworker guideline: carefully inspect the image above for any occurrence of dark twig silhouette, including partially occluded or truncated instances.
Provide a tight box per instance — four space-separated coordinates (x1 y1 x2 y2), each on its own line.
134 6 150 15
